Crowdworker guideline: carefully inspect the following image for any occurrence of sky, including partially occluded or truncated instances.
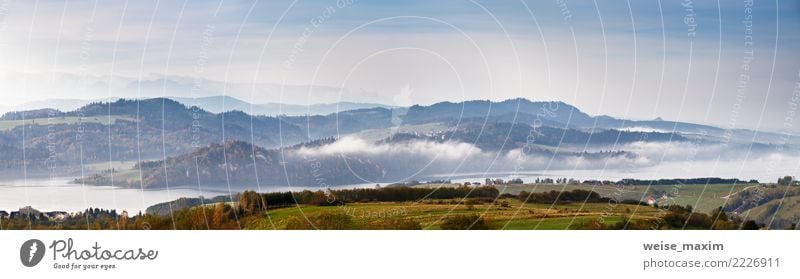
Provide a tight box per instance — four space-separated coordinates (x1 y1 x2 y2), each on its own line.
0 0 799 132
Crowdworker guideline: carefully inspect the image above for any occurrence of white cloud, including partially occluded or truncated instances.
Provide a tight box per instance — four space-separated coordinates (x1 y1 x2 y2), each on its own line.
290 136 800 182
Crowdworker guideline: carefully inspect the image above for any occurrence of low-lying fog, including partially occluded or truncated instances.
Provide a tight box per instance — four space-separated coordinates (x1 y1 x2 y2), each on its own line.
2 136 798 212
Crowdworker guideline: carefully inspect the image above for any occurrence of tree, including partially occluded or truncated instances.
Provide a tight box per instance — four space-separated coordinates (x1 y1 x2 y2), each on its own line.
239 190 266 215
211 202 227 229
777 176 794 186
118 211 128 230
710 207 728 222
190 207 209 229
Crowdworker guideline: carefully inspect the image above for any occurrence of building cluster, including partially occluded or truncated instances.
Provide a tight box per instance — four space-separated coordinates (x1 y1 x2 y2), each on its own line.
463 178 525 186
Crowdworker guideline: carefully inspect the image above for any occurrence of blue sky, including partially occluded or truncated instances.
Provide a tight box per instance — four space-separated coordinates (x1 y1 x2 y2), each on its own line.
0 0 798 131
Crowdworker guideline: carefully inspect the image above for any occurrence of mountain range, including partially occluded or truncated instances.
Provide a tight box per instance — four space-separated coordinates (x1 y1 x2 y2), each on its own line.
0 72 368 112
1 97 795 187
0 95 391 117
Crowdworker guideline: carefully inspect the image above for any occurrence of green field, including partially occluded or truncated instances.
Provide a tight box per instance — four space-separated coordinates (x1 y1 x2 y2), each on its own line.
241 198 661 230
208 182 763 230
7 181 777 230
495 183 753 214
0 115 136 131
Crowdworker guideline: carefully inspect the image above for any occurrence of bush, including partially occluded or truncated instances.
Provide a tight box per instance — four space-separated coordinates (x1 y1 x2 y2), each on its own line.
363 218 422 230
518 189 607 203
464 199 476 210
440 214 489 230
469 197 495 204
499 193 516 199
620 199 649 206
741 220 761 230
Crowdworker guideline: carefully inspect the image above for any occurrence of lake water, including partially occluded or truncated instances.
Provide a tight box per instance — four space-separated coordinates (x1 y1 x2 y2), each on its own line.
2 159 798 213
0 178 366 213
0 178 229 213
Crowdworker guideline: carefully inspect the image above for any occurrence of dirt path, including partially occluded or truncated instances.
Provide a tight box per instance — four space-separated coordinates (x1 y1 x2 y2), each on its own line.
721 185 758 199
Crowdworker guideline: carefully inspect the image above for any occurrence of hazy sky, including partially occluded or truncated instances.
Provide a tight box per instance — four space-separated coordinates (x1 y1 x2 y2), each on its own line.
0 0 799 132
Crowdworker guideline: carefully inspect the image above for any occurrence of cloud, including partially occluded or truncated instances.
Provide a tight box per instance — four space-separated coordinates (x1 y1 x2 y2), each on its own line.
295 136 482 160
290 136 800 182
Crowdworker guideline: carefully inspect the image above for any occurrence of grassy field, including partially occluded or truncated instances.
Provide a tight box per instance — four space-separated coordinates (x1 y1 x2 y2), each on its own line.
493 183 753 214
242 198 662 230
228 182 761 230
0 115 136 131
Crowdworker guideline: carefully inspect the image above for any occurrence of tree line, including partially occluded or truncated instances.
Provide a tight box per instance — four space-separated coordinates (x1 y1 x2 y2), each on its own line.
257 185 501 207
517 189 607 204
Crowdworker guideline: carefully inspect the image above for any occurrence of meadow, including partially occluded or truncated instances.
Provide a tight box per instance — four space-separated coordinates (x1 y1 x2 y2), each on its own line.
235 182 759 230
241 197 662 230
1 182 773 230
493 183 753 214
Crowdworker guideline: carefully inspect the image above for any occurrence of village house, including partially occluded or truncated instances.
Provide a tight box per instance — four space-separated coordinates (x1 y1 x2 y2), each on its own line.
46 211 69 221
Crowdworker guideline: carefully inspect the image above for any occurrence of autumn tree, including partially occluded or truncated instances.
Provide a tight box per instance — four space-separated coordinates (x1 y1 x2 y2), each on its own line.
118 211 129 230
212 202 228 229
239 190 266 215
710 207 728 222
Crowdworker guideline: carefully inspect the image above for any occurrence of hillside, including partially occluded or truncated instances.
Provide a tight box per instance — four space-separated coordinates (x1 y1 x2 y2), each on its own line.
171 96 393 116
76 140 386 188
0 98 308 172
743 195 800 229
382 120 689 151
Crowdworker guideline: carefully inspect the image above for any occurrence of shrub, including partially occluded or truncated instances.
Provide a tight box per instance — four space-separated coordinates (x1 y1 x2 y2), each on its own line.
518 189 607 203
464 199 476 210
364 218 422 230
440 214 489 230
741 220 761 230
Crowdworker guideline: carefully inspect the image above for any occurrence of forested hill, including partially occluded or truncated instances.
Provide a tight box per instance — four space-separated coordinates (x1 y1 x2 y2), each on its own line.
76 139 386 188
0 98 307 172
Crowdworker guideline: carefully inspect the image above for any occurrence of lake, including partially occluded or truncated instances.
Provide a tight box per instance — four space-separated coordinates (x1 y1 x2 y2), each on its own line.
1 159 797 213
0 178 342 213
